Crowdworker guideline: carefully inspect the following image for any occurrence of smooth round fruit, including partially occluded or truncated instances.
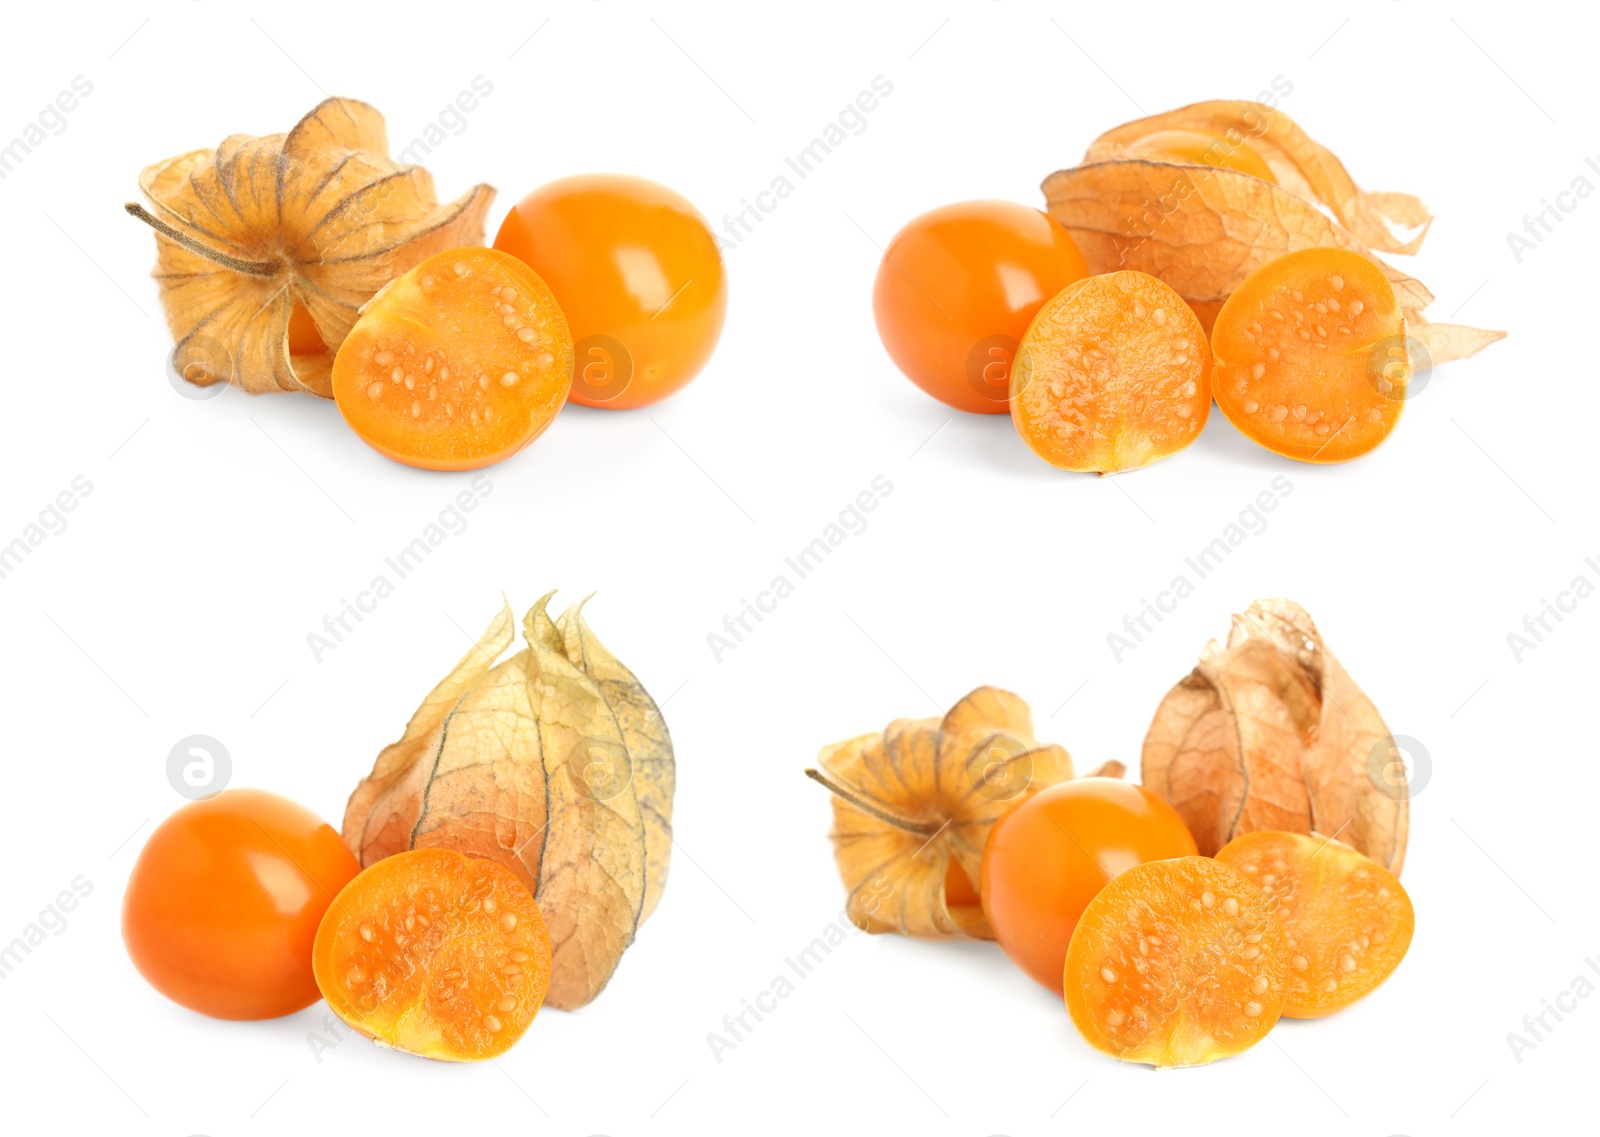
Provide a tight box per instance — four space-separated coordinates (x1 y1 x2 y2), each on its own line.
494 174 727 409
980 777 1197 993
313 848 552 1062
1065 856 1287 1067
332 246 574 470
122 788 360 1020
873 200 1089 414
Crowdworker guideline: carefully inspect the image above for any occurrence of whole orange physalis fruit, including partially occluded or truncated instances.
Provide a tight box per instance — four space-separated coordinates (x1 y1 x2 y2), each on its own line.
123 788 360 1019
980 777 1196 993
872 200 1088 414
494 174 727 409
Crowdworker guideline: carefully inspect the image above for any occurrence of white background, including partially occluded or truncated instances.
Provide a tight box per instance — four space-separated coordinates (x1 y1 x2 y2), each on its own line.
1 2 1594 1134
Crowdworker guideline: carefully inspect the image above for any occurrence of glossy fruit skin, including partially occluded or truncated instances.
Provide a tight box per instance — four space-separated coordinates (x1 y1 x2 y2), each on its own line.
873 200 1088 414
494 174 727 409
980 777 1197 993
123 789 360 1020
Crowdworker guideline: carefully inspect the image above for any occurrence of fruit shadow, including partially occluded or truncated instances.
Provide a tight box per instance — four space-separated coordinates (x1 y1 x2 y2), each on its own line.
934 411 1072 480
935 405 1291 479
1193 407 1295 472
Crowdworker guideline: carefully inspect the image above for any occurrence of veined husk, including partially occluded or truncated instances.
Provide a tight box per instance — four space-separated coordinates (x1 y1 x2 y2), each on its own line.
342 592 673 1009
1142 599 1407 874
1084 100 1433 255
807 687 1073 939
1046 100 1505 359
128 97 493 396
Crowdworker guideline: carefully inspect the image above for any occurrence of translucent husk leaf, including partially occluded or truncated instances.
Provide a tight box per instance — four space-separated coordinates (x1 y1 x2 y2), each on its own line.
558 599 676 925
342 592 658 1012
1407 310 1508 365
1141 600 1406 874
128 97 494 396
1041 159 1436 329
1085 100 1433 254
806 687 1073 939
524 595 646 1009
342 600 516 864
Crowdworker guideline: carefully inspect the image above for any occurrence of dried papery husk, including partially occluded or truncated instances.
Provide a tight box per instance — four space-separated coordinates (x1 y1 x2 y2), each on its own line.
558 599 675 925
1141 600 1406 874
1406 310 1508 365
1085 100 1433 254
806 687 1073 939
342 592 664 1010
523 595 646 1009
1041 159 1435 332
128 97 493 396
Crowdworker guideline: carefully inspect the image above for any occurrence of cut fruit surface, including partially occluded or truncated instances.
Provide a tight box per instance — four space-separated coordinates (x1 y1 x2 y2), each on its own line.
1210 248 1407 463
313 848 552 1062
1011 271 1211 473
1215 830 1413 1018
332 247 573 470
1064 856 1286 1067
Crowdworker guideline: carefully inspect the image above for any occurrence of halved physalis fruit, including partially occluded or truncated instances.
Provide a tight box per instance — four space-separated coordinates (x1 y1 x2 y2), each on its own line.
1211 248 1407 463
313 848 552 1062
1011 271 1210 473
1215 830 1413 1019
1064 856 1286 1068
332 246 574 470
